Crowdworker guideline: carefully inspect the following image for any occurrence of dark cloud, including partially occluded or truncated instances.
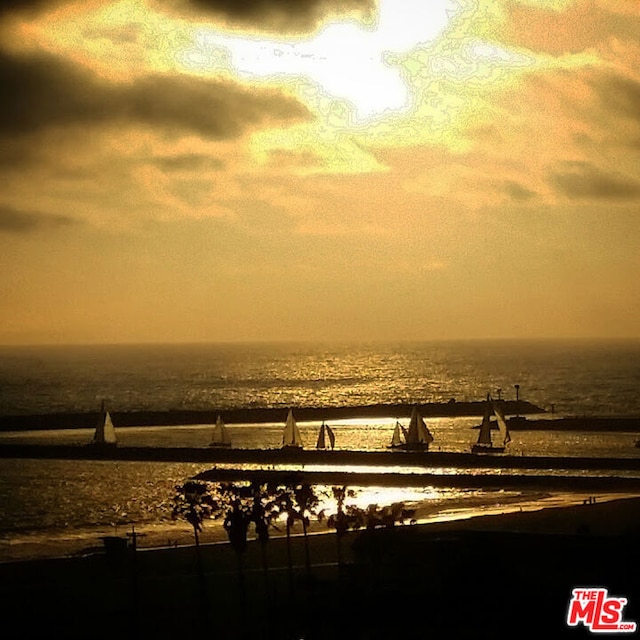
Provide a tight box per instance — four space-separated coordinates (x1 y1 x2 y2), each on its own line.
597 74 640 124
0 140 37 169
504 181 536 202
0 205 77 233
169 0 373 31
1 0 374 32
0 50 311 140
152 154 225 171
551 162 640 200
0 0 83 20
0 0 50 17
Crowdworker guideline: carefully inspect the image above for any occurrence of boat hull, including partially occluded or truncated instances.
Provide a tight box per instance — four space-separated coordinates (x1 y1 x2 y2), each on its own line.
388 444 430 452
471 444 506 454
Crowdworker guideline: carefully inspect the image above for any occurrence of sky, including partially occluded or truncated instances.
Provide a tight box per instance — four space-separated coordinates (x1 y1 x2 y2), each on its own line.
1 0 639 345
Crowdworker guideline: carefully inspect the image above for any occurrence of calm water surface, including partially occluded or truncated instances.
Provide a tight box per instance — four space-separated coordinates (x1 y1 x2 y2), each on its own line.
1 340 639 558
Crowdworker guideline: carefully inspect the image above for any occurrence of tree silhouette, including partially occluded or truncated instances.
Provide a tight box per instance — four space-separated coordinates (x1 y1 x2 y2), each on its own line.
321 486 364 566
249 481 273 597
172 480 223 631
292 482 320 575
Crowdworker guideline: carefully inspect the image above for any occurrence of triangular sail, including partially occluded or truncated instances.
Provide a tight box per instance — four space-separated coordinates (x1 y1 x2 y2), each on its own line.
211 414 231 446
316 422 326 449
391 421 404 447
282 409 303 448
418 412 434 444
476 401 493 447
326 424 336 450
407 407 434 445
93 410 117 445
492 401 511 446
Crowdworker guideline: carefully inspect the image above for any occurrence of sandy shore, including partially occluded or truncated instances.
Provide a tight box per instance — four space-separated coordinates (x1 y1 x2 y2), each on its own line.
2 489 634 563
1 493 638 638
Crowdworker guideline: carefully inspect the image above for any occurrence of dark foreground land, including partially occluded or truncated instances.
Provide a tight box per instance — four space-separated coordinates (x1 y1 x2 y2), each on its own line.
1 497 639 639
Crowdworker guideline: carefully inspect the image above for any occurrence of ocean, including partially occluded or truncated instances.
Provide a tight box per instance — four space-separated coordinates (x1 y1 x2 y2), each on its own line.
1 339 639 560
1 339 640 416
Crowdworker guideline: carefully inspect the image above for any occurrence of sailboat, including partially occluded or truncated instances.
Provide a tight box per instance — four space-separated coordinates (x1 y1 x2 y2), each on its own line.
92 402 117 447
405 406 434 451
471 395 511 454
282 408 303 449
209 414 232 448
316 421 336 450
388 407 433 451
388 420 407 449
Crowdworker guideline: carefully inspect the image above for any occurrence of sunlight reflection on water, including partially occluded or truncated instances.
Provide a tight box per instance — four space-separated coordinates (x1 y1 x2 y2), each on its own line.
2 415 639 459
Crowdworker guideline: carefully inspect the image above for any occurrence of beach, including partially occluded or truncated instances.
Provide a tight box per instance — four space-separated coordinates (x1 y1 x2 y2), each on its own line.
1 492 638 639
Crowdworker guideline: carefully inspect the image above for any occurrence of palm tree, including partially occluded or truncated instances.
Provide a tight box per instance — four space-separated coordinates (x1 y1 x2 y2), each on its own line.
172 479 221 560
172 480 222 630
249 481 273 595
264 482 298 598
292 482 320 575
322 486 365 566
223 497 252 614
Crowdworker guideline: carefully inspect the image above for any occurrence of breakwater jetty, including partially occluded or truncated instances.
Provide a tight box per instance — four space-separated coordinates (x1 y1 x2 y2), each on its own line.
0 443 639 472
0 400 543 432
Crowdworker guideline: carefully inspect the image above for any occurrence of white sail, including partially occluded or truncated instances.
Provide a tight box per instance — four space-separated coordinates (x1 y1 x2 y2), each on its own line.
326 424 336 450
476 402 494 447
390 421 404 447
492 401 511 446
93 410 117 446
210 414 231 447
419 413 434 444
407 407 434 445
282 409 303 448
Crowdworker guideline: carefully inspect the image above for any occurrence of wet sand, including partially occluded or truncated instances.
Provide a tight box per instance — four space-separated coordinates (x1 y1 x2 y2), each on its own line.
1 494 638 638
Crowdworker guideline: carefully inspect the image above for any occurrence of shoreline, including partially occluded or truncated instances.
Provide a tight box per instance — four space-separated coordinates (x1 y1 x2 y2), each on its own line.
1 494 638 638
2 490 637 564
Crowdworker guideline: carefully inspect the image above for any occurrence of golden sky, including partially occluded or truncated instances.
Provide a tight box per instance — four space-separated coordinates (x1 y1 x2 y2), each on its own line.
1 0 639 344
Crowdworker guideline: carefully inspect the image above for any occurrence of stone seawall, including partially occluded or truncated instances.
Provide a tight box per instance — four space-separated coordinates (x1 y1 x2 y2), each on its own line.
0 400 543 431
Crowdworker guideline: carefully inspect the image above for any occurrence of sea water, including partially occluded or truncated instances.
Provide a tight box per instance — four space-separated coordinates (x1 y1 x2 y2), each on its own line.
1 339 639 559
1 339 639 416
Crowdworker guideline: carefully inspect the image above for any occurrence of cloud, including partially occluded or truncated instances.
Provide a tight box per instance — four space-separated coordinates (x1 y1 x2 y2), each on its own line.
0 0 65 18
0 50 311 140
499 0 640 56
550 162 640 200
597 74 640 126
504 181 536 201
0 204 77 233
152 154 225 172
170 0 374 31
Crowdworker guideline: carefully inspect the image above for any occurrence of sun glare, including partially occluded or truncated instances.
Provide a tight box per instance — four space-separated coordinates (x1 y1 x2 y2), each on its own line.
13 0 540 174
180 0 458 123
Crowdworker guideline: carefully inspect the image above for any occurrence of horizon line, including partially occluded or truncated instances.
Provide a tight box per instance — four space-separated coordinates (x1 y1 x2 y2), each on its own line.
1 336 639 349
